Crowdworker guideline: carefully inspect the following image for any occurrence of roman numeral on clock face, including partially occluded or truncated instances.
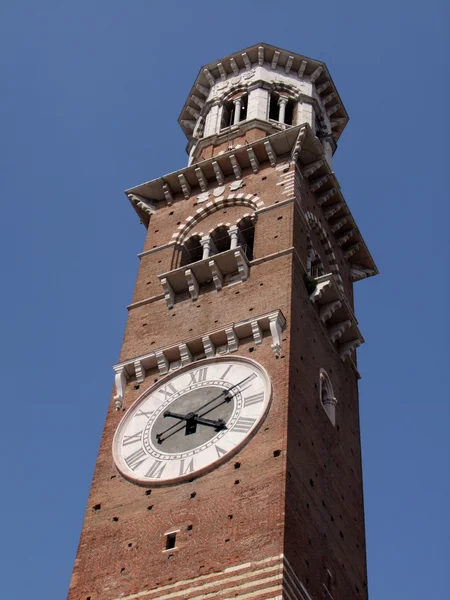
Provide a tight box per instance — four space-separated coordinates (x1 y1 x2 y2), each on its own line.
232 416 257 434
135 409 153 419
145 460 166 479
215 445 227 458
189 367 208 384
178 457 195 476
122 431 143 446
243 392 264 407
239 373 258 392
125 447 147 471
158 383 178 400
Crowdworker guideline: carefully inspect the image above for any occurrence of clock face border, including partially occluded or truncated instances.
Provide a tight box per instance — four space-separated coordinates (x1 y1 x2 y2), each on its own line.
112 356 272 487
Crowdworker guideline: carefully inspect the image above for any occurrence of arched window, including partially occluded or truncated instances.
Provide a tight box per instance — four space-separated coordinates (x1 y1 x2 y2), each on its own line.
319 369 337 426
221 94 248 129
236 216 255 260
269 92 295 125
210 226 231 255
306 247 324 278
180 235 203 267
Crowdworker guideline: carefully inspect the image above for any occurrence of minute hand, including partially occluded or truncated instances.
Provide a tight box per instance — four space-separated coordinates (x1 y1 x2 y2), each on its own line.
189 374 254 416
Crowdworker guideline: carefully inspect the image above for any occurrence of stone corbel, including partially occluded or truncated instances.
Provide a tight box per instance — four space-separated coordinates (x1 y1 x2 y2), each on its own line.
251 320 263 345
178 174 191 199
317 188 337 205
337 229 355 246
340 339 361 361
202 335 216 358
155 351 169 375
291 126 307 164
212 161 224 185
234 250 249 282
225 327 239 352
323 202 343 219
127 194 156 216
162 183 173 206
247 148 260 173
344 243 361 259
134 360 145 383
303 159 324 178
350 265 377 281
209 260 224 291
329 320 352 343
195 167 208 192
113 366 127 411
161 277 175 309
268 311 286 357
319 300 342 323
179 343 193 366
310 174 331 192
264 140 277 167
185 269 199 301
229 155 242 179
330 217 349 233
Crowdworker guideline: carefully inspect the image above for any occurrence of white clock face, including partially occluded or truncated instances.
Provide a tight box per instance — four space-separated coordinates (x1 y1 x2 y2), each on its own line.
112 357 271 486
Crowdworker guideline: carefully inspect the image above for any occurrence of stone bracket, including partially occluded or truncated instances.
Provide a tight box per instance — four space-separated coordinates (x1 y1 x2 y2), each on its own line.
111 309 287 403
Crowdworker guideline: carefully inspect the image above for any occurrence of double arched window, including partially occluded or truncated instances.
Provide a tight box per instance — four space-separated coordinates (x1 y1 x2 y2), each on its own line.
319 369 337 426
180 217 256 267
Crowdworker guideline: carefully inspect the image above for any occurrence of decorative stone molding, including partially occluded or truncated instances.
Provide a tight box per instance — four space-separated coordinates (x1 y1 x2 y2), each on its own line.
195 167 208 192
247 147 260 173
264 140 277 166
159 246 250 308
350 265 377 281
134 360 145 383
112 310 287 400
178 174 191 198
310 174 332 192
229 179 244 191
323 203 343 219
291 126 307 164
317 188 337 205
162 183 173 205
212 161 224 185
127 194 156 217
309 273 363 360
303 159 324 178
319 368 337 426
305 212 344 292
309 66 323 83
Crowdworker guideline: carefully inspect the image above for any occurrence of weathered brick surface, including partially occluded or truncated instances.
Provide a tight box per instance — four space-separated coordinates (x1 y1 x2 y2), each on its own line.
68 153 368 599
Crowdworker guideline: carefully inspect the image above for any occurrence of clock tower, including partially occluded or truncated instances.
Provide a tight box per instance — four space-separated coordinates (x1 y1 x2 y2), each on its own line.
68 43 377 600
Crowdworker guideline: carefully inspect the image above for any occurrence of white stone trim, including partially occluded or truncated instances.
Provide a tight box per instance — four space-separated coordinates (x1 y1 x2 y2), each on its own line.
305 212 344 292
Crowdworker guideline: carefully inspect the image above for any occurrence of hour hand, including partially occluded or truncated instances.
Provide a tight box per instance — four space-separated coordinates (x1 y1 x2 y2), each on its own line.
193 416 227 431
163 410 194 421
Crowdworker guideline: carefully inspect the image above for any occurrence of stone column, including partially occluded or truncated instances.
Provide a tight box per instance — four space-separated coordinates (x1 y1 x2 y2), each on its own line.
228 225 239 249
278 96 289 124
233 98 242 125
200 236 211 260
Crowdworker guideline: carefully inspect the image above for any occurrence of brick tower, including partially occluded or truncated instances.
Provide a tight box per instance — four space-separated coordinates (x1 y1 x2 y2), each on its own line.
68 43 377 600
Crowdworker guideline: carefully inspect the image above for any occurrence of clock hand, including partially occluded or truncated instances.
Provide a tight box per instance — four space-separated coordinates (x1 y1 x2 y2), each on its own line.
163 410 226 430
188 374 253 416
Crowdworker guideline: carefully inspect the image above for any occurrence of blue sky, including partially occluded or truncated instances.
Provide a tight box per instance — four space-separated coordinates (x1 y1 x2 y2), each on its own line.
0 1 448 598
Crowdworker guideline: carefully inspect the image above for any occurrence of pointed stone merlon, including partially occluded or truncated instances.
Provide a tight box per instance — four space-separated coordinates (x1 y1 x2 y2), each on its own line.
113 366 127 410
209 259 223 291
127 194 156 216
310 66 323 83
303 160 324 178
161 277 175 309
179 343 193 366
329 320 352 343
185 269 199 301
217 62 227 81
298 60 307 78
195 167 208 192
317 188 337 206
264 140 277 167
235 250 249 282
258 46 264 66
268 311 286 357
319 300 342 323
291 126 307 164
350 265 377 281
178 174 191 199
225 327 239 352
247 148 260 173
340 339 362 361
162 183 173 205
202 335 216 358
229 154 241 179
203 68 215 86
134 360 145 383
230 57 239 75
212 161 224 185
155 350 169 375
251 320 263 345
